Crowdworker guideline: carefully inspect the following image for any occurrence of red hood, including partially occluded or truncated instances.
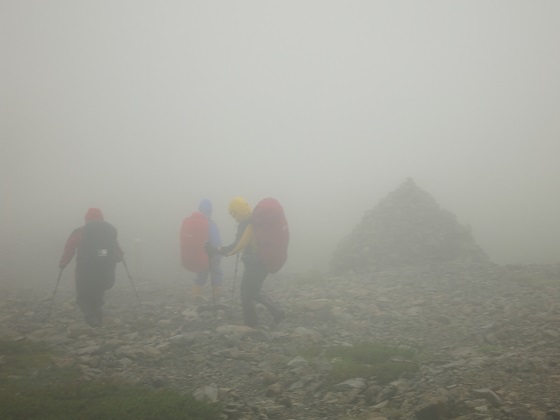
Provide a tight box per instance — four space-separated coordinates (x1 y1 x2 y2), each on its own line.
84 208 104 223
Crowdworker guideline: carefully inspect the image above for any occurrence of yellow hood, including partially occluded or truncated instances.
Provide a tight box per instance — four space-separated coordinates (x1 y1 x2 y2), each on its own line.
228 196 251 222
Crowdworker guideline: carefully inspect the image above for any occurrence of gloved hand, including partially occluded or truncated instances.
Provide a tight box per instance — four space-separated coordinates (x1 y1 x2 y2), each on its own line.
58 261 67 270
219 245 233 256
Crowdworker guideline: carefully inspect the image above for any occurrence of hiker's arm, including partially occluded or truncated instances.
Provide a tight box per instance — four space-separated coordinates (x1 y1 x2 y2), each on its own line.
59 228 81 268
220 220 246 255
208 221 221 248
226 224 254 256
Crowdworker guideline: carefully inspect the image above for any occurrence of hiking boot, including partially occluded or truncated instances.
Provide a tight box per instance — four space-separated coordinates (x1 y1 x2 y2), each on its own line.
85 313 100 327
93 307 103 326
192 284 208 304
194 295 208 305
211 285 223 303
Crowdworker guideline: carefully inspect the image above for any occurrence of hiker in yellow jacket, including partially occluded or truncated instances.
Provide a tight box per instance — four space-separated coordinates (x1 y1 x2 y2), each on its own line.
219 197 284 327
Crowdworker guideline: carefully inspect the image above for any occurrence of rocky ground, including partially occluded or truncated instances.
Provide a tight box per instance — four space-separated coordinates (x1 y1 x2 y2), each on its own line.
2 262 560 420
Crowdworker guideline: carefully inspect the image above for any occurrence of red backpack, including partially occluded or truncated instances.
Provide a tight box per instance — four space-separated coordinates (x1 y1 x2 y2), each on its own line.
252 198 289 273
180 212 209 273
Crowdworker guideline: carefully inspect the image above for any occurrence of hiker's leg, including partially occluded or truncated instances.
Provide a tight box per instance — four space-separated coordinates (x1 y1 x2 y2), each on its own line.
240 267 258 327
251 263 284 323
75 266 98 326
210 255 223 301
75 266 86 311
240 258 268 327
255 292 285 324
90 286 104 326
92 268 114 326
194 270 209 287
102 265 116 292
192 270 209 300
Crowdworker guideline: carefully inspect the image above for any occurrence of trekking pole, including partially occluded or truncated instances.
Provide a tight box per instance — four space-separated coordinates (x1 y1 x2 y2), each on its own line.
231 253 239 302
122 258 141 303
207 247 218 320
47 268 64 320
203 244 216 305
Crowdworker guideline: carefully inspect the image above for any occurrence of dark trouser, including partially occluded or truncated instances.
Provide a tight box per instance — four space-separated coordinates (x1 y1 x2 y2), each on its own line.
240 254 283 327
75 263 116 326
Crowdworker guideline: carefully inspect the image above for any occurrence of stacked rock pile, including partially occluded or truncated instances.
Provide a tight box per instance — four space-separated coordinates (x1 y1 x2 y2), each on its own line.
331 178 490 274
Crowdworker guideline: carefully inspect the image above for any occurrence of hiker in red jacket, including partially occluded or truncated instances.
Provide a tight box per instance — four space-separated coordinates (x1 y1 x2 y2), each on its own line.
218 197 285 328
59 208 123 327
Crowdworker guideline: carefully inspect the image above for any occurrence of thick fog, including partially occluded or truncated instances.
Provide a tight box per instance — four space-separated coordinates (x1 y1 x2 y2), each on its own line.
2 2 560 286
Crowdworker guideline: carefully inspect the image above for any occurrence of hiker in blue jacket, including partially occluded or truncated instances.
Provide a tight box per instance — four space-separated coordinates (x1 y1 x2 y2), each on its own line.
192 199 223 302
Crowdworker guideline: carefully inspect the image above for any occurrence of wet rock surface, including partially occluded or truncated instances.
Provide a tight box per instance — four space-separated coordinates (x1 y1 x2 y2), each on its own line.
2 262 560 419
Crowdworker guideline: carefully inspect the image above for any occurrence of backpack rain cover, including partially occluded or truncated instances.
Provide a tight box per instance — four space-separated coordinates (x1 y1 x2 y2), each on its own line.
252 198 289 273
180 211 210 273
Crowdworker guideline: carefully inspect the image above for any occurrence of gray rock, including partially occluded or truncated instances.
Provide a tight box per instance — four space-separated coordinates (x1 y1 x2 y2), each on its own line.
287 356 308 368
472 388 503 407
194 383 219 403
332 377 366 392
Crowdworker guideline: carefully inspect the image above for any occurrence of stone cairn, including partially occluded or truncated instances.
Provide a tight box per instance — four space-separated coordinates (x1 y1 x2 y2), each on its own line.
330 178 490 274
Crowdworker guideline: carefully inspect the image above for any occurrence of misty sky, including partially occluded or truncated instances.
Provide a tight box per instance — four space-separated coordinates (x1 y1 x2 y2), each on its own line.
2 1 560 284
